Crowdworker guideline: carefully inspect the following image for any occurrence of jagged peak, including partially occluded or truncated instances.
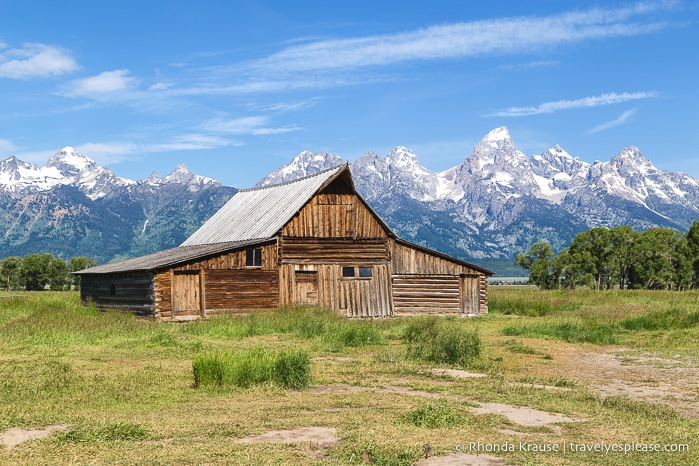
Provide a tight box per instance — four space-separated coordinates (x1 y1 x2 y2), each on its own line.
47 146 96 172
483 126 511 142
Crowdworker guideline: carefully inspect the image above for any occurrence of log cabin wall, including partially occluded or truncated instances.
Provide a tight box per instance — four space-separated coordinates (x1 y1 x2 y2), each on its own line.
390 240 488 315
80 272 156 317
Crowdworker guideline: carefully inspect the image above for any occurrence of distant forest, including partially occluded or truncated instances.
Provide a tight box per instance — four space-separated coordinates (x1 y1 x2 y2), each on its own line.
516 221 699 291
0 254 95 291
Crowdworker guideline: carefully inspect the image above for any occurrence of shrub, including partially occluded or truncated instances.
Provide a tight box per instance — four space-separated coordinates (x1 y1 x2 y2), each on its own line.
192 347 310 389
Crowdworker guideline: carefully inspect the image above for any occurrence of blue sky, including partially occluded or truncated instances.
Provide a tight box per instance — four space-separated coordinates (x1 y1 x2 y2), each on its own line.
1 0 698 187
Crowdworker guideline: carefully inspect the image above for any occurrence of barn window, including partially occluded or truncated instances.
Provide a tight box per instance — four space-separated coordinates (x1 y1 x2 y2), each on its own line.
246 248 262 267
342 266 373 279
109 284 116 295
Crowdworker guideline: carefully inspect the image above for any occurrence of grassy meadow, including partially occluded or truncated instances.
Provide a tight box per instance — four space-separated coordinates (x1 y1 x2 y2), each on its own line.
0 289 697 465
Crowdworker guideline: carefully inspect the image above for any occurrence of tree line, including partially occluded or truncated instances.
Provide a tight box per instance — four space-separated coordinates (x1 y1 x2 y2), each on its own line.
0 254 96 291
515 221 699 290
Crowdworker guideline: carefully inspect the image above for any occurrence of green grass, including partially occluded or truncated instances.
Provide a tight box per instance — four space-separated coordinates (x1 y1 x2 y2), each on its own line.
0 290 696 465
404 316 482 367
192 347 311 389
400 399 468 429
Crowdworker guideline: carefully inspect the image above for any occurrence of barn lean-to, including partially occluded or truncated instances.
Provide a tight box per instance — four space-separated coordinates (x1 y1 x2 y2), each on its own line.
75 164 492 320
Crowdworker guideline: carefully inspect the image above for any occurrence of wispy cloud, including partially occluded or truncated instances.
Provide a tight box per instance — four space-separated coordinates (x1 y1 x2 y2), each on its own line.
587 109 638 133
63 69 137 97
76 134 237 165
487 91 657 117
250 1 674 74
0 138 18 155
160 1 677 98
200 116 301 136
0 43 78 79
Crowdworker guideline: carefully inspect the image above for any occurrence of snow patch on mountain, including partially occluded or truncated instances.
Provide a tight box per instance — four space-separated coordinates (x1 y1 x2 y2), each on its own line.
0 147 215 199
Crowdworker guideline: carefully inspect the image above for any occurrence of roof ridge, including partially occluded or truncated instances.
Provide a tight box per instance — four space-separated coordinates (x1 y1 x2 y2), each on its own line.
241 162 348 192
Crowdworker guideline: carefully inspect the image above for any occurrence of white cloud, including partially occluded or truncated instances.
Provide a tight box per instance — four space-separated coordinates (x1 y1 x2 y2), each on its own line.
487 91 657 117
76 134 236 165
64 69 136 97
587 109 638 133
200 116 301 136
252 2 674 73
0 43 78 79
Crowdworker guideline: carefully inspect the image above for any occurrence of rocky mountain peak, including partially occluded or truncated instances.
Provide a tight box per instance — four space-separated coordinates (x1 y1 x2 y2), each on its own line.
255 150 345 187
46 146 96 176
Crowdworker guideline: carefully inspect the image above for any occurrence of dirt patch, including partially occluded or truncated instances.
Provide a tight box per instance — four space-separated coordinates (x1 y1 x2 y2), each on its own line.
1 424 70 450
470 402 584 428
544 347 699 418
310 384 584 428
239 426 339 450
429 369 487 379
416 452 509 465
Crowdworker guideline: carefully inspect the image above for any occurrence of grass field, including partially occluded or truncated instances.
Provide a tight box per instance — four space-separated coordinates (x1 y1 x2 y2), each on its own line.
0 289 697 465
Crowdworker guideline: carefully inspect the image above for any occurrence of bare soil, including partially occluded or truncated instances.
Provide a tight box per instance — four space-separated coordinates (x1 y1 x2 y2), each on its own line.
0 425 69 450
542 346 699 418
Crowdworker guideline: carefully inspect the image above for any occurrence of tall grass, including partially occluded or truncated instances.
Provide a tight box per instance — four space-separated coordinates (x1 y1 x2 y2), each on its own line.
192 347 311 389
404 316 481 367
185 306 384 349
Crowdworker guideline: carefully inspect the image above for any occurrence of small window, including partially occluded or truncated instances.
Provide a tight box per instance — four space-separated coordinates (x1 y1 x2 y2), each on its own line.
246 248 262 267
109 284 116 295
342 266 373 279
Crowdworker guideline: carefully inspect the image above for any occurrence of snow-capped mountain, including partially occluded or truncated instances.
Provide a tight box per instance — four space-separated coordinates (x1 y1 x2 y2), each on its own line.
0 148 234 263
261 127 699 268
256 150 345 187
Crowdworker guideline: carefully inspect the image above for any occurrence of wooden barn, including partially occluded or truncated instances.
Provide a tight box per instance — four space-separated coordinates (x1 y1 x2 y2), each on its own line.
75 164 493 320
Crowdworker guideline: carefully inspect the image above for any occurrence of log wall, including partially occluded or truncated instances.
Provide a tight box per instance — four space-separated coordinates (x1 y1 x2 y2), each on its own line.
80 272 156 317
390 240 489 315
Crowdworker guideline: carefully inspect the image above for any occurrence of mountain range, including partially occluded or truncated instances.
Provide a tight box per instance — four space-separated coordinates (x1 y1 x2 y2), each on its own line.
258 127 699 274
0 147 236 263
2 128 698 275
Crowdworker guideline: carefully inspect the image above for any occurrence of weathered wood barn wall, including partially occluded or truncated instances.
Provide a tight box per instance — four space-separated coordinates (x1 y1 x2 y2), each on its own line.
76 164 493 321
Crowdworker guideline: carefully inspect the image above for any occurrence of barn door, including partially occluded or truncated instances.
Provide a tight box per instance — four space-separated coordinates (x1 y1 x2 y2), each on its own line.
294 270 318 305
172 270 201 319
461 275 481 315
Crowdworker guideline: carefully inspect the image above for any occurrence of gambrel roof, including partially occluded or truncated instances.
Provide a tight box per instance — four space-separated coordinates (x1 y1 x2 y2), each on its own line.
182 164 394 246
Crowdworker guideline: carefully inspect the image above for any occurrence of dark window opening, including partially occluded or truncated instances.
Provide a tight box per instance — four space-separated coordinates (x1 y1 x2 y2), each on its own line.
109 284 116 295
342 266 373 279
246 247 262 267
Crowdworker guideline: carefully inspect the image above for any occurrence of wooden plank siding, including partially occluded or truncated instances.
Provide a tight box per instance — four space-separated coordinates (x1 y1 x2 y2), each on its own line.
282 193 388 239
204 269 279 314
279 263 392 318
